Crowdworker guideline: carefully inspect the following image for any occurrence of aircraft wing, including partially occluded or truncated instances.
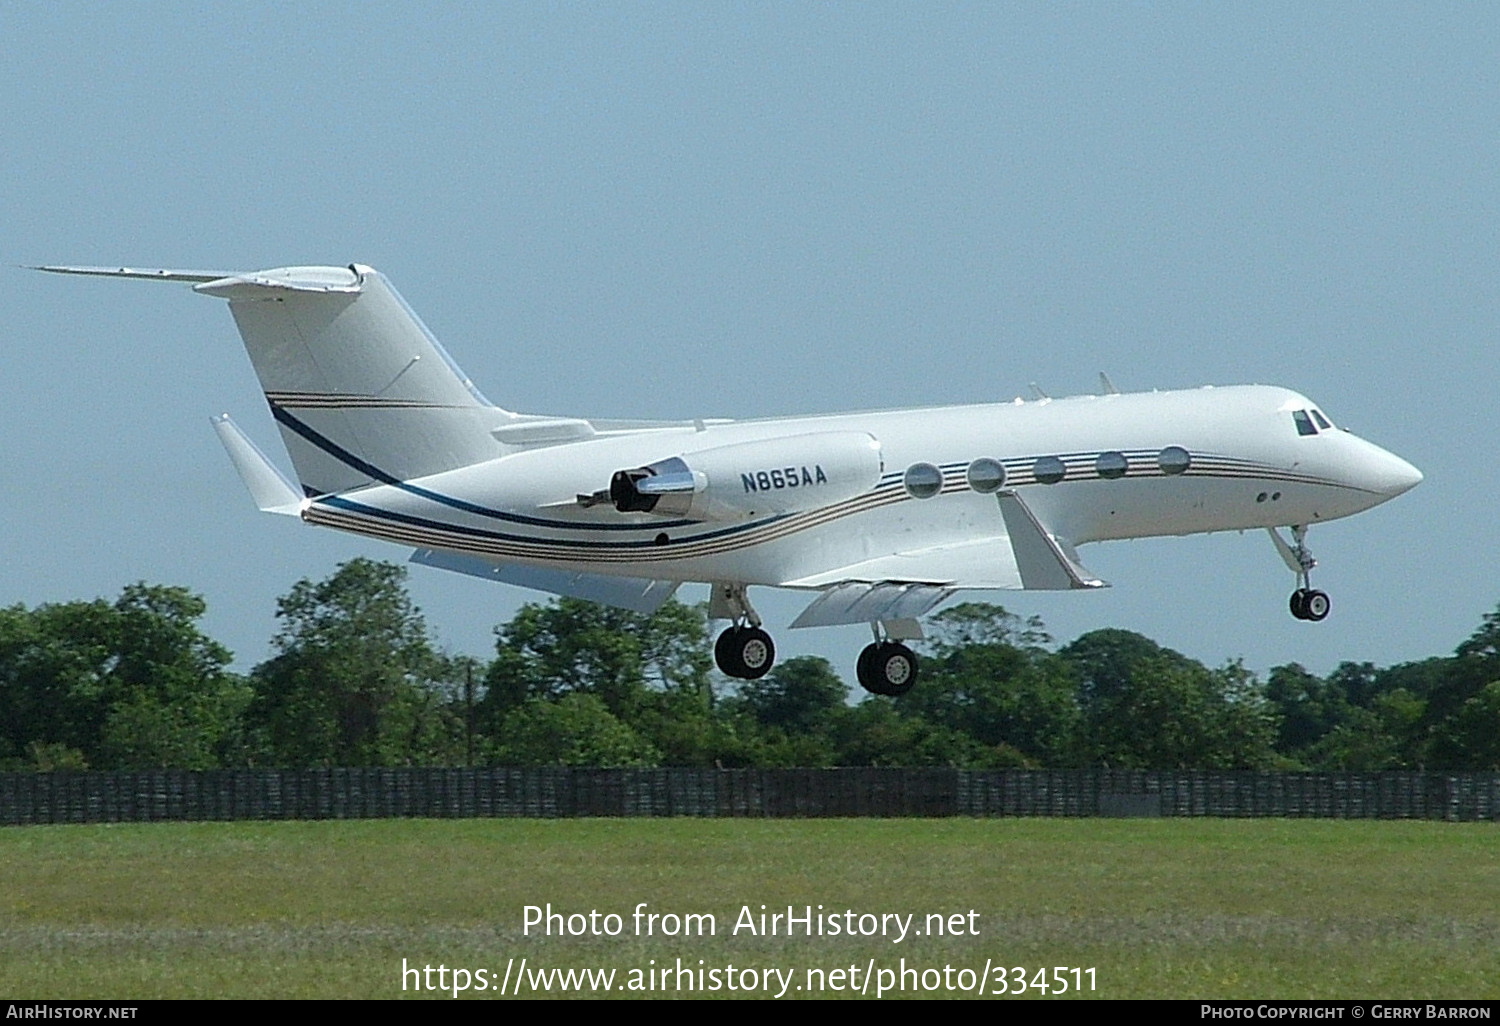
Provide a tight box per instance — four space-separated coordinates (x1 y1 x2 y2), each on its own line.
784 536 1026 591
785 491 1106 593
409 548 680 615
783 490 1106 631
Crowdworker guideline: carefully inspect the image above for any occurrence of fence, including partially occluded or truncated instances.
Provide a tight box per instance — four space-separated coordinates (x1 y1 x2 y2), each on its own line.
2 768 1498 824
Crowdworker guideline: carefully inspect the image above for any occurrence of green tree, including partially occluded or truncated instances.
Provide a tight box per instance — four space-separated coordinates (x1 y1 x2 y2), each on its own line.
1413 609 1500 765
480 598 717 764
829 699 1009 767
709 656 847 767
0 585 248 769
900 641 1082 766
493 693 661 767
1428 681 1500 769
923 602 1051 654
1061 631 1276 769
483 598 712 718
1266 663 1343 756
247 559 461 766
739 656 848 732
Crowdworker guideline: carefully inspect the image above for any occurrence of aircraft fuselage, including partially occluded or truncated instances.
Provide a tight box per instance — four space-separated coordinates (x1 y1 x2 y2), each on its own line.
304 384 1420 588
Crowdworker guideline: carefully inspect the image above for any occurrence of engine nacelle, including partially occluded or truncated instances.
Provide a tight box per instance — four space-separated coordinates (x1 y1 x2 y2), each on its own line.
605 432 884 522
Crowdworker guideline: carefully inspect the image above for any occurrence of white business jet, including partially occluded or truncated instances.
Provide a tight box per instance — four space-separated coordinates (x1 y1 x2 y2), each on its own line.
38 264 1421 696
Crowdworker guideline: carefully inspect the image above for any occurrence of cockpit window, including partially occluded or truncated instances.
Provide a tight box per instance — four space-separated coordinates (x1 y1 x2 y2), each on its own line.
1292 410 1318 436
1310 409 1332 430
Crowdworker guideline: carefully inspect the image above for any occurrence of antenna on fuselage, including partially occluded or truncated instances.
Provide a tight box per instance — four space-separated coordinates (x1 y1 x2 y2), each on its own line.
1098 372 1120 395
1029 382 1050 400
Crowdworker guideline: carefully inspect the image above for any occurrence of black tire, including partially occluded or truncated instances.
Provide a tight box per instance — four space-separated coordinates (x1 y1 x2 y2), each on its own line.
735 627 776 680
856 642 888 695
1289 589 1309 620
856 642 919 697
1303 590 1330 621
715 626 746 678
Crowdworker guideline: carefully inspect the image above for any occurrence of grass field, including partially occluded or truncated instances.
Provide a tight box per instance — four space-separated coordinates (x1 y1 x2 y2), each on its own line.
1 817 1496 999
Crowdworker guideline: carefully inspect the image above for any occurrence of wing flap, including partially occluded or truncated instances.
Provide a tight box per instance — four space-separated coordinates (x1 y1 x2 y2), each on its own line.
790 582 954 629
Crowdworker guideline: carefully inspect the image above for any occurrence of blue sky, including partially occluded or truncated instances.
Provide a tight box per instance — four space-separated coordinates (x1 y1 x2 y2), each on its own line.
2 4 1493 681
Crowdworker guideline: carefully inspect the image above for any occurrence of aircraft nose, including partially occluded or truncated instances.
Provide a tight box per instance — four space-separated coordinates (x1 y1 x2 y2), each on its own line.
1367 445 1423 497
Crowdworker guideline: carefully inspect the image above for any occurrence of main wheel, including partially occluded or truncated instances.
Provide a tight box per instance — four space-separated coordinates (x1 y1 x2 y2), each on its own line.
716 626 777 679
1302 589 1330 621
856 642 919 697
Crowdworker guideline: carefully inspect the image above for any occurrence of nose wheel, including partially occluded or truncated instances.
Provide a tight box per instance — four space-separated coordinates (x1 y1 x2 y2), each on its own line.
1289 588 1330 621
1269 525 1331 621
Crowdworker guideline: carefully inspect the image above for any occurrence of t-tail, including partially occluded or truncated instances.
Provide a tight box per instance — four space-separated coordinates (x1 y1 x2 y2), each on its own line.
37 263 506 496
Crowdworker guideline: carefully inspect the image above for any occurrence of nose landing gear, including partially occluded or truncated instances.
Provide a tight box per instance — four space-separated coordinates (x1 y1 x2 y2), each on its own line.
1269 525 1330 621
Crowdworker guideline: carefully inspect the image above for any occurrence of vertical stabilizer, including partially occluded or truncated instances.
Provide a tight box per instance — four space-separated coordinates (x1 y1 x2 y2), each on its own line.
195 265 504 494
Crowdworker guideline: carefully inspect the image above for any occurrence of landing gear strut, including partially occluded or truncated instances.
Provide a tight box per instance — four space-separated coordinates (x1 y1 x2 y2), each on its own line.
1270 525 1330 622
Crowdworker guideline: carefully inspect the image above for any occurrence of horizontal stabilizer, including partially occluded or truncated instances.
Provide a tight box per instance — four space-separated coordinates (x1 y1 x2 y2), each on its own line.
790 582 953 629
211 415 303 515
409 549 680 615
33 264 363 296
33 265 231 283
996 491 1106 590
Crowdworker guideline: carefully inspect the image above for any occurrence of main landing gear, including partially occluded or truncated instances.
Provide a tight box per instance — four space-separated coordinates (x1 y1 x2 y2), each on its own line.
712 583 775 680
1269 525 1330 622
709 583 923 694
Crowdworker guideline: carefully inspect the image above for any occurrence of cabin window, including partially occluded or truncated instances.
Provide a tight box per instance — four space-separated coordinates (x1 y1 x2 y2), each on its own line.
1096 451 1128 480
1034 456 1066 484
1311 409 1332 430
966 458 1006 494
1158 446 1191 475
903 462 944 499
1292 410 1318 436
